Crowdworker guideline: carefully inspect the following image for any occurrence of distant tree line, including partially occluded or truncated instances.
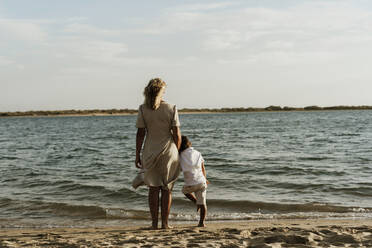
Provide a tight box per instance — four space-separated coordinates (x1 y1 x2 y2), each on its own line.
0 109 137 117
179 105 372 112
1 106 372 117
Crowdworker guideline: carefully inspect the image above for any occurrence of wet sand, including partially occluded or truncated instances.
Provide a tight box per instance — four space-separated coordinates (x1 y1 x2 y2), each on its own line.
1 219 372 247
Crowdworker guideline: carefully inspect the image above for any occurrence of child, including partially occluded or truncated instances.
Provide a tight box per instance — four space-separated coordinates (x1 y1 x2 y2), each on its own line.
179 136 209 227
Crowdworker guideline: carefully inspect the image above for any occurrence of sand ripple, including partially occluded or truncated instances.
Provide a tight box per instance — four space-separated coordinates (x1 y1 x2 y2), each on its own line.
1 220 372 247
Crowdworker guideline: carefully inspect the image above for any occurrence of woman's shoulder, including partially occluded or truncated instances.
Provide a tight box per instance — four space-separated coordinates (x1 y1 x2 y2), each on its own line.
160 101 177 110
160 101 175 107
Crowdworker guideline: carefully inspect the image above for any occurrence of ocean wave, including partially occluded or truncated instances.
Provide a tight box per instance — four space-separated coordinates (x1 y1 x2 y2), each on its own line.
71 147 101 153
327 186 372 197
171 211 372 221
14 179 144 202
39 202 108 218
35 202 149 220
28 200 372 221
0 198 144 220
22 179 52 188
24 171 50 177
206 157 234 163
90 135 130 140
357 157 371 162
298 156 330 161
334 133 360 137
0 197 13 208
0 155 18 160
51 181 140 198
173 198 372 214
2 197 372 225
1 112 372 227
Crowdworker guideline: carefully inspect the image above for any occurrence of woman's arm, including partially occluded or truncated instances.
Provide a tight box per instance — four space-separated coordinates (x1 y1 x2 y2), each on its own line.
135 128 146 168
172 126 181 150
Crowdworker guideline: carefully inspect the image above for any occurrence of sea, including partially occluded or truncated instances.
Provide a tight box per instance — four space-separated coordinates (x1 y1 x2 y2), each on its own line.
1 110 372 228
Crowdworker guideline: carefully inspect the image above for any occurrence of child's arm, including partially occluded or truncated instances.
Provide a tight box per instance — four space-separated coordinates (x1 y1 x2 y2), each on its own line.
201 162 210 184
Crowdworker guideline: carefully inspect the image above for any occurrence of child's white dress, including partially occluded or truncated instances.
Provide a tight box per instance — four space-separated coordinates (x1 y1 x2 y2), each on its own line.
180 147 207 205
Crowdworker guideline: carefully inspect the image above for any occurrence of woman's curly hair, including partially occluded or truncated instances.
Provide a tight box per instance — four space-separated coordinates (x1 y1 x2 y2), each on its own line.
144 78 166 110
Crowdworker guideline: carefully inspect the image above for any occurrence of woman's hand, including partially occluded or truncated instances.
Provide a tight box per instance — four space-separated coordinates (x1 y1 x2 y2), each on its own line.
135 156 142 168
206 179 210 185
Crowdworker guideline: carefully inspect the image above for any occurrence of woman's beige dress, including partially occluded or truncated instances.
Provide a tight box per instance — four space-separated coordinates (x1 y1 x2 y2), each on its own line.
136 102 181 190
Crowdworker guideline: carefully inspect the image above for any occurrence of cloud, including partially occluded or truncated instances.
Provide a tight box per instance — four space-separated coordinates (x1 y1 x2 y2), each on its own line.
167 2 236 12
66 17 89 22
134 12 205 34
48 35 169 69
134 0 372 58
0 56 24 70
265 40 294 50
203 29 243 50
2 0 372 111
63 23 121 36
0 18 46 42
0 56 14 66
217 50 341 66
78 40 128 64
46 36 128 65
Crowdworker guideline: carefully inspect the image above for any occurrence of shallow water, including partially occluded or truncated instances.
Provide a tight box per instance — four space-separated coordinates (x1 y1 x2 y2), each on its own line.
1 110 372 228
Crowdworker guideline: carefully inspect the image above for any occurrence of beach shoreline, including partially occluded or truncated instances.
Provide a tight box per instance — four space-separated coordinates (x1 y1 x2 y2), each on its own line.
2 219 372 247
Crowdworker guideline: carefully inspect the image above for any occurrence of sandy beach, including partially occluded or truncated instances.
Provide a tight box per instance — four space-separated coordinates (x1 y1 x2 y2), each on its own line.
1 219 372 247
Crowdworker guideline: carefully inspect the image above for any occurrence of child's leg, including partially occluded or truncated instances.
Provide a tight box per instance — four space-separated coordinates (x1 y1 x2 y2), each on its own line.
197 205 207 227
184 193 197 204
195 186 207 227
182 186 197 204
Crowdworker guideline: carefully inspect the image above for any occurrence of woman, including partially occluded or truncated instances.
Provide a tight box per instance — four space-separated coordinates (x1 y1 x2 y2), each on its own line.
135 78 181 229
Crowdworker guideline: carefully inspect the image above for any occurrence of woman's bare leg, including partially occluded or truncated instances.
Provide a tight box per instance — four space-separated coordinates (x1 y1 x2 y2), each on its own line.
160 188 172 229
149 186 160 229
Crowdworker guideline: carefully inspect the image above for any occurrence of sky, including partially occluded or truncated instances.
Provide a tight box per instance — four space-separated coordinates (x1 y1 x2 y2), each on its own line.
1 0 372 111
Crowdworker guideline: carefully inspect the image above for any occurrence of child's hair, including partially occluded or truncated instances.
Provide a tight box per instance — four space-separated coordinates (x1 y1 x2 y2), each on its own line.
179 135 192 153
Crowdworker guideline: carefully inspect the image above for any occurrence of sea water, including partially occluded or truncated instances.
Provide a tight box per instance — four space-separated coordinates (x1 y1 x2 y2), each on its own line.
1 110 372 228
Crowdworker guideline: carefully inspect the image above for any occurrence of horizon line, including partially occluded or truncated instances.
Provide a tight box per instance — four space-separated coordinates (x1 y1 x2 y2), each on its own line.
1 105 372 117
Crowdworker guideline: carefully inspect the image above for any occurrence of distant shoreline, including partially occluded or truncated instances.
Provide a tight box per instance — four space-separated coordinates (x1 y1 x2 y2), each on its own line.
1 105 372 117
